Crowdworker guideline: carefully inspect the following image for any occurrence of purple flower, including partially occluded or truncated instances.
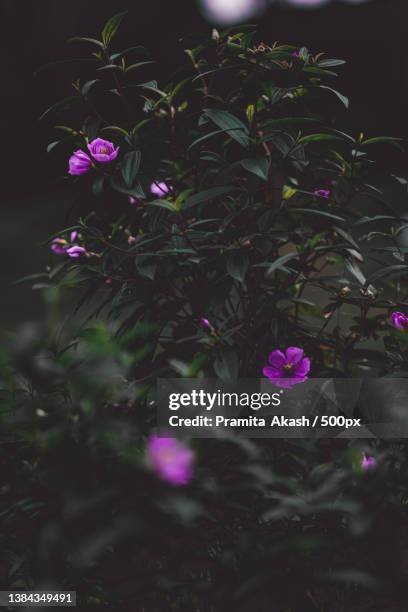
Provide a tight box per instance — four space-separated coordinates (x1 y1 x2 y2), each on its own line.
314 189 331 199
51 238 68 255
263 346 311 389
292 50 300 58
87 138 119 164
361 454 377 471
391 311 408 331
129 196 137 205
200 318 211 330
66 245 87 259
68 150 92 176
147 435 194 486
150 181 170 198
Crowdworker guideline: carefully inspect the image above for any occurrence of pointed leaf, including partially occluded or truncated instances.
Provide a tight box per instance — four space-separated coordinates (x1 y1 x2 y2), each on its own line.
184 186 238 210
204 108 249 147
214 347 239 384
102 11 128 47
226 251 249 283
241 157 269 181
121 150 141 187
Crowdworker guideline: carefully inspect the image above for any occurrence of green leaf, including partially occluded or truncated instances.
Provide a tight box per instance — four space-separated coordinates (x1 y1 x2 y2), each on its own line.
266 253 298 276
102 11 128 48
333 226 360 251
110 176 145 198
92 175 105 197
121 151 141 188
136 80 167 97
81 79 100 97
135 254 157 280
319 85 349 108
369 264 408 284
241 157 270 181
345 257 366 286
214 347 239 384
125 61 156 73
317 58 346 68
293 208 345 223
101 125 130 138
110 46 150 61
188 129 227 152
298 133 342 145
69 36 105 50
39 96 80 121
47 140 68 153
361 136 404 150
147 200 176 211
204 108 249 147
226 251 249 283
184 186 238 210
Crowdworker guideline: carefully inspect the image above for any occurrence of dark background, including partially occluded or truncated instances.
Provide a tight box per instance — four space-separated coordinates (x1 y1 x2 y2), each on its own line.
1 0 407 329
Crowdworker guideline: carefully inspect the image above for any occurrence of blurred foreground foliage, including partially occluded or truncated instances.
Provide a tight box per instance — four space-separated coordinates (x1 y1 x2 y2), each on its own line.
2 12 408 610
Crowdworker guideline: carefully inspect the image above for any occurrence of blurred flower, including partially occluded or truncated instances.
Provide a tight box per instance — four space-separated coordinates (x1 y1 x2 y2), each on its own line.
263 347 310 388
147 435 194 486
66 245 87 259
87 138 119 163
200 318 211 330
286 0 330 7
129 196 138 205
198 0 265 25
361 454 377 470
51 231 82 256
68 150 92 176
150 181 170 198
391 311 408 331
50 237 68 255
314 188 331 198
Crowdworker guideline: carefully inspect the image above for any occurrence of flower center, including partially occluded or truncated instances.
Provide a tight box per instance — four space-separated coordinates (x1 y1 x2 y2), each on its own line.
159 448 177 463
99 147 108 154
283 363 294 376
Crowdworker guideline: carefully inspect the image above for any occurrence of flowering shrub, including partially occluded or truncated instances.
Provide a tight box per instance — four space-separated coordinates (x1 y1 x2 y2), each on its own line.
41 14 408 385
2 12 408 610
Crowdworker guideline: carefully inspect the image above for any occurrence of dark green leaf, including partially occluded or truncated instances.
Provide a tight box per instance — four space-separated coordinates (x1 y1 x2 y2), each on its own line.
81 79 100 97
317 58 346 68
147 200 176 211
135 254 157 280
214 347 239 384
241 157 269 181
102 11 128 48
125 61 156 73
319 85 349 108
345 257 366 286
204 108 249 147
121 151 141 188
226 251 249 283
293 208 345 222
369 264 408 284
92 175 105 197
265 253 298 276
39 96 80 121
110 176 145 198
298 133 342 145
69 36 105 49
184 186 238 210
